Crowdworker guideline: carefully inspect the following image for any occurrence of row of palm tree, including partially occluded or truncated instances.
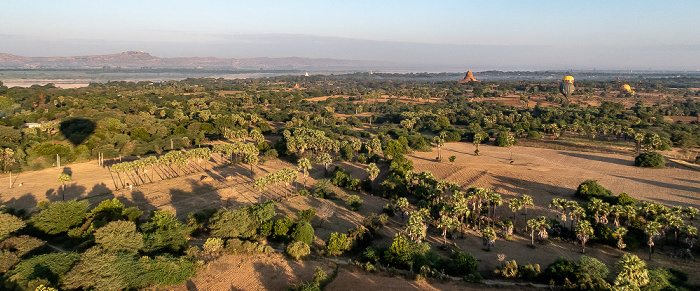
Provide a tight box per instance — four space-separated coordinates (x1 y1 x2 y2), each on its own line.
109 148 213 189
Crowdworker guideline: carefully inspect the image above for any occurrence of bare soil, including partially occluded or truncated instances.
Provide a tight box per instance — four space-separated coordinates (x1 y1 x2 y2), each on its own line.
2 142 699 287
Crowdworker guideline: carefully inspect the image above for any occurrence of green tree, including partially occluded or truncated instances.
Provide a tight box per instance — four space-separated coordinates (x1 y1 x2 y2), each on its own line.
242 152 259 178
141 210 190 253
366 163 380 183
326 232 348 256
613 227 628 251
286 241 310 260
0 212 26 241
482 226 496 251
385 233 411 267
57 173 72 200
576 220 594 253
2 147 15 188
29 200 90 235
209 208 254 240
291 221 315 244
298 158 312 188
575 256 611 290
94 220 143 254
614 254 649 290
644 221 661 261
437 215 458 245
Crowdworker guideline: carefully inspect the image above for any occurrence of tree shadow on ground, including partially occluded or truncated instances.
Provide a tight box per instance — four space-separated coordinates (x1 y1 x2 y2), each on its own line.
253 261 292 291
0 193 38 211
167 179 223 218
559 152 633 167
611 174 700 193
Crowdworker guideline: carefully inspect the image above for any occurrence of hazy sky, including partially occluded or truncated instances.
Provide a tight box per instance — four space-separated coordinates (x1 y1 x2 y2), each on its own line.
2 1 699 71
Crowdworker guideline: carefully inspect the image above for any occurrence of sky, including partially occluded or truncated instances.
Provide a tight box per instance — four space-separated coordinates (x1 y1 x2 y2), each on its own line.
1 0 699 71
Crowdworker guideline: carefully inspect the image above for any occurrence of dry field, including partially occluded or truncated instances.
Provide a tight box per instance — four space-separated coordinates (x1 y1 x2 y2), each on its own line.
1 142 699 287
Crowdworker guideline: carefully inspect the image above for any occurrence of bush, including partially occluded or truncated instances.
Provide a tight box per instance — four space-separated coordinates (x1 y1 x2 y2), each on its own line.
495 260 519 278
286 241 310 260
326 232 348 256
384 233 412 267
5 252 81 291
298 208 316 222
28 200 90 235
543 258 577 285
346 225 372 251
346 195 363 211
291 222 315 244
575 180 613 201
616 192 636 206
208 208 255 239
450 251 478 276
94 220 143 254
273 218 294 241
518 263 541 281
635 152 664 168
202 237 225 253
313 179 336 199
574 256 610 290
527 131 542 139
226 239 272 254
448 156 456 162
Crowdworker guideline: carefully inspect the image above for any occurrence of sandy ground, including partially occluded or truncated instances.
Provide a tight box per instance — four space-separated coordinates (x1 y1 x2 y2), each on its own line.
2 142 699 287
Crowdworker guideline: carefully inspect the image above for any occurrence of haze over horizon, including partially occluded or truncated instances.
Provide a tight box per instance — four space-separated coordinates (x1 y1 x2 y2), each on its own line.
2 1 699 71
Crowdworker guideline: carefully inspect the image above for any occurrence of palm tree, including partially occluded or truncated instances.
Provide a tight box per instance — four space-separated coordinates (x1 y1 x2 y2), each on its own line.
683 207 698 225
297 158 312 188
242 153 259 179
450 192 470 238
366 163 380 184
576 220 594 253
473 133 484 156
614 254 649 290
527 218 539 247
645 221 662 260
610 205 624 228
318 153 332 176
549 198 567 225
482 226 496 251
487 191 502 227
520 195 533 228
613 227 628 251
438 213 459 245
509 199 523 233
57 173 72 200
536 216 550 243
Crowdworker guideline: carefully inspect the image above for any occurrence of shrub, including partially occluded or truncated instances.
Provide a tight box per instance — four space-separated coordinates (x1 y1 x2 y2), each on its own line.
363 246 383 263
575 256 610 290
451 251 478 276
298 208 316 222
5 252 81 291
448 156 456 162
527 131 542 139
543 258 577 285
273 218 294 241
346 225 372 251
635 152 664 168
264 149 278 158
94 220 143 254
346 195 363 211
616 192 636 206
0 212 26 240
296 189 310 196
260 220 274 237
384 233 411 267
518 263 541 281
202 237 225 253
208 208 255 239
286 241 310 260
226 239 272 254
326 232 348 256
313 179 336 199
313 266 327 283
141 210 191 253
28 200 90 235
291 221 315 244
495 260 519 278
575 180 613 201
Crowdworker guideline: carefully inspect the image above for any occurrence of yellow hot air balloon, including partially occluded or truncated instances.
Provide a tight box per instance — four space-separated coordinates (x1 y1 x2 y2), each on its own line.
560 76 575 97
620 84 634 95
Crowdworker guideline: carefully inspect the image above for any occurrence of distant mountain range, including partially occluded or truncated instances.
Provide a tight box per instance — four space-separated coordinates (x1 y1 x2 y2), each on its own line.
0 51 381 70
